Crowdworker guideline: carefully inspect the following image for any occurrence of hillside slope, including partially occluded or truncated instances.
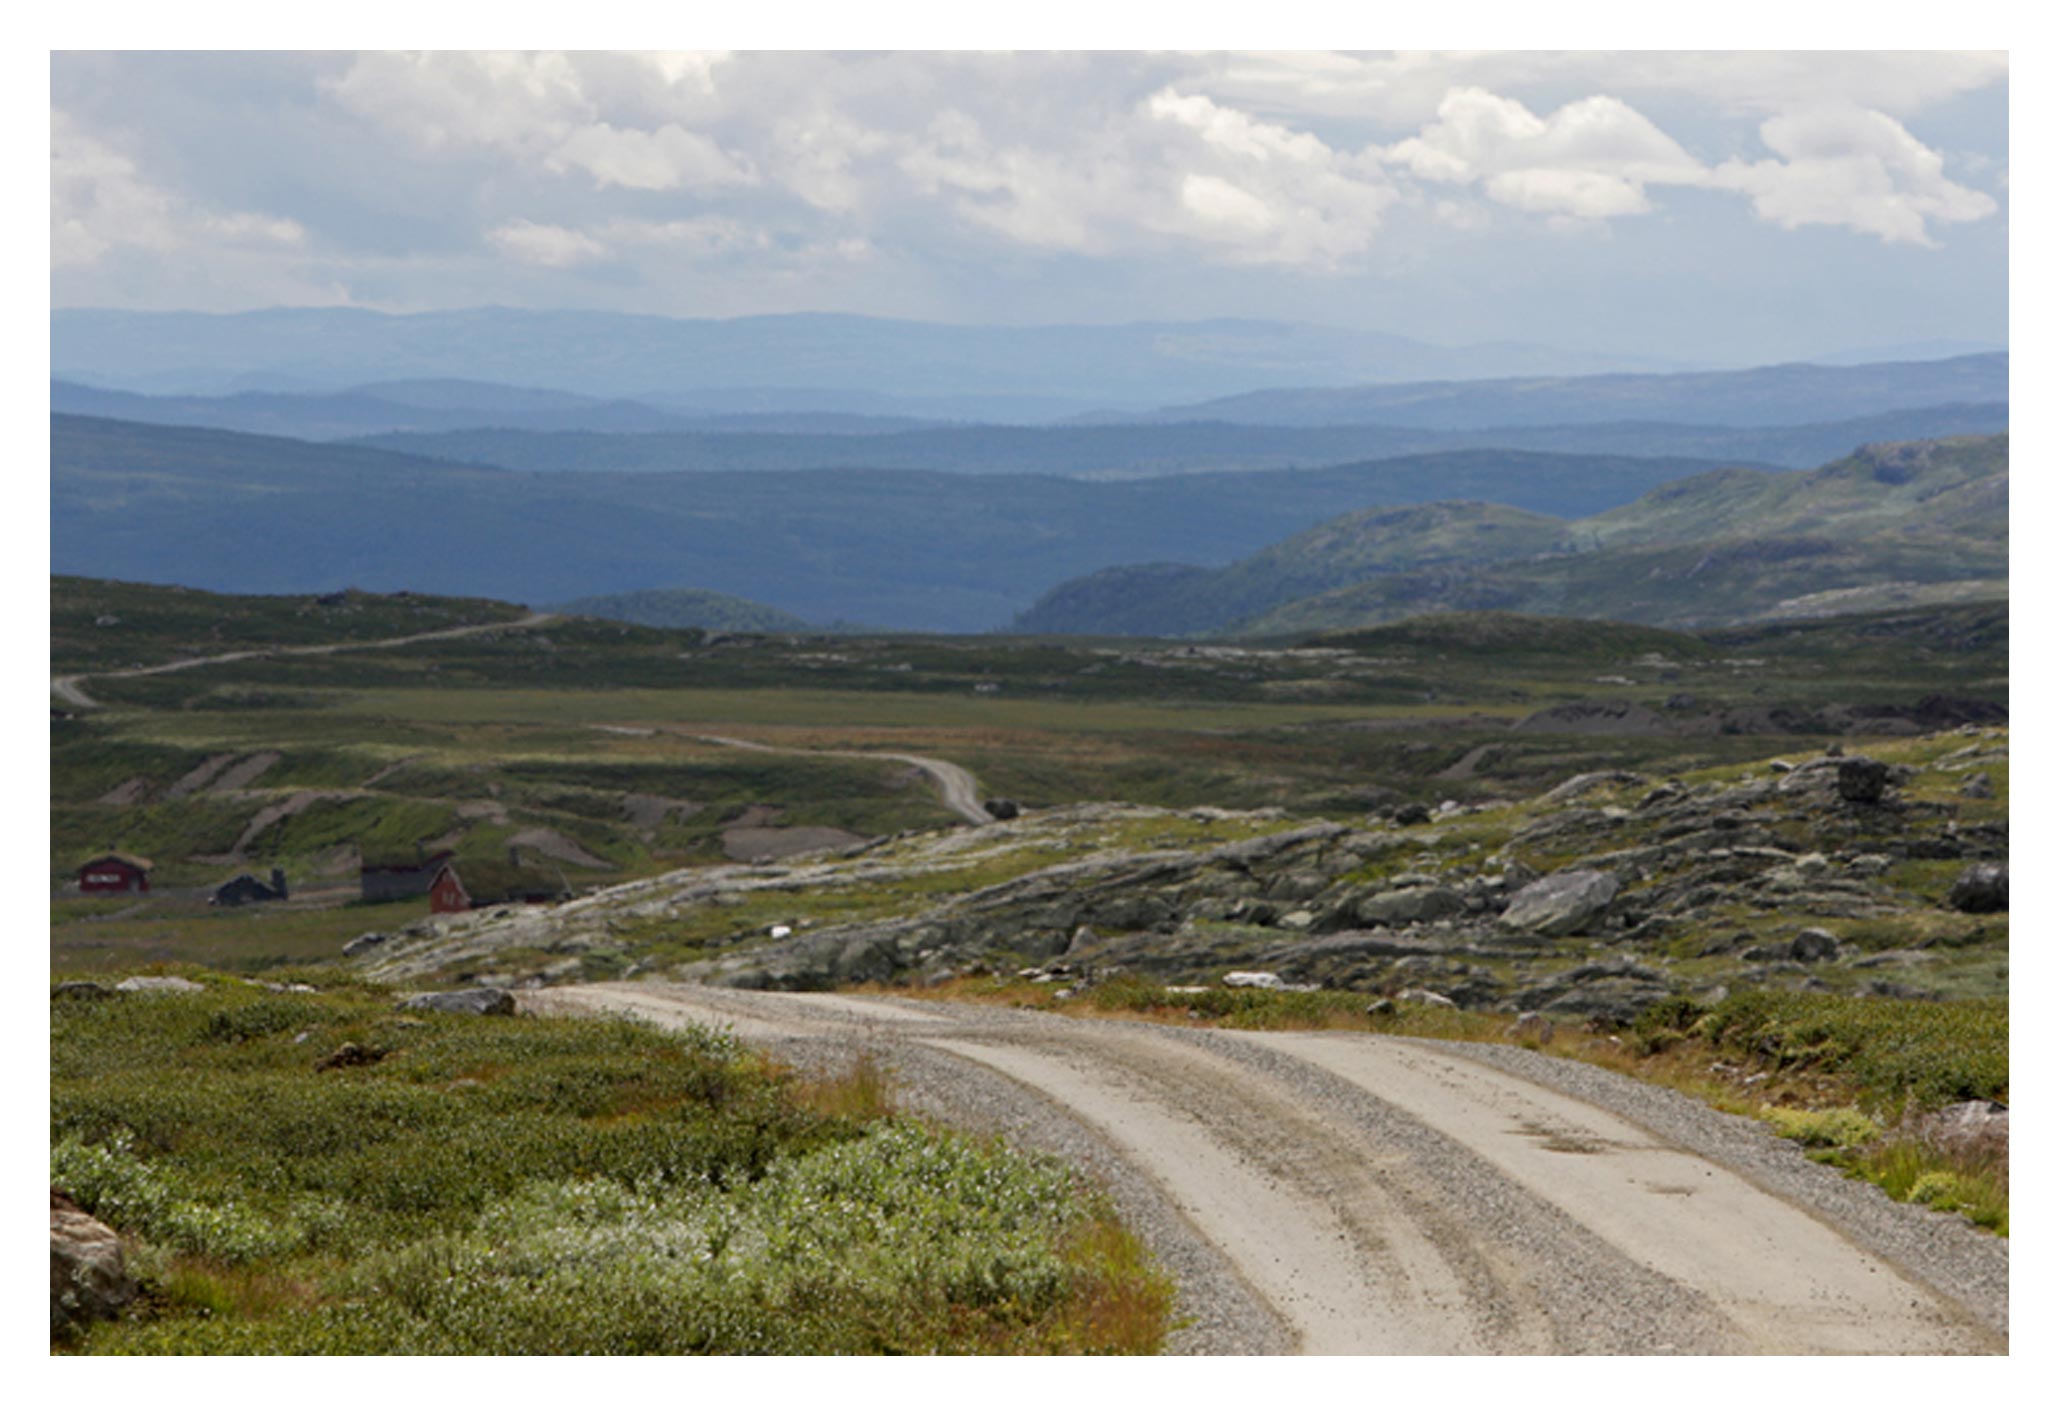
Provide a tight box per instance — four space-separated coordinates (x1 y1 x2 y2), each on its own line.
1019 436 2007 637
51 414 1752 632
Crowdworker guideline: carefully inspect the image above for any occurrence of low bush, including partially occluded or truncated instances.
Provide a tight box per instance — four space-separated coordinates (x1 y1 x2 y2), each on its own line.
52 976 1169 1354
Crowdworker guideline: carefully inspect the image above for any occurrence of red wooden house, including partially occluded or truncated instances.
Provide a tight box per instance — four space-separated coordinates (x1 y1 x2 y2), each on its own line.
79 853 153 894
428 858 570 914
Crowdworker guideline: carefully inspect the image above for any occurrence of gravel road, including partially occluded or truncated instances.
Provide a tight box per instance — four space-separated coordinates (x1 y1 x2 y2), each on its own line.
51 612 557 709
681 732 992 826
522 982 2007 1356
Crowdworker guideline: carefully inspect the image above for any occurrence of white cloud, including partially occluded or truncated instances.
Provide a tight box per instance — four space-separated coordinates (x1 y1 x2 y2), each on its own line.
328 52 753 194
1704 104 1998 246
486 219 607 267
1387 88 1700 220
1187 50 2006 124
51 110 304 269
548 122 754 191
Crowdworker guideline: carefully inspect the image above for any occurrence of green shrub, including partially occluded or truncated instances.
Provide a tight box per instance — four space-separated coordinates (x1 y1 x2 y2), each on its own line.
1760 1105 1881 1148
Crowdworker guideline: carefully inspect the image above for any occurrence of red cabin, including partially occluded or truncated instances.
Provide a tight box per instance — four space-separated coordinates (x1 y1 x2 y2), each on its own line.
79 853 153 894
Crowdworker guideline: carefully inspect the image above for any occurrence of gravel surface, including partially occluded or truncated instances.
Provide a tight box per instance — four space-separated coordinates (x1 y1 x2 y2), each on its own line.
524 984 2007 1355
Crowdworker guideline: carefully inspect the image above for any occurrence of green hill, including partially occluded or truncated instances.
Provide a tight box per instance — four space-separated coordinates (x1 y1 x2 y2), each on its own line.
1019 436 2007 638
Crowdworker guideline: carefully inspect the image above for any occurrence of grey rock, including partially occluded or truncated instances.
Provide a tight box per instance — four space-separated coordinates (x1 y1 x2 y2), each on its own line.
398 987 516 1016
1397 987 1457 1008
51 981 115 1001
1364 998 1396 1017
1946 863 2008 914
51 1191 133 1338
113 975 204 995
1498 869 1620 937
1391 802 1432 826
983 797 1021 820
1959 772 1995 800
1790 928 1842 963
1357 885 1465 928
1836 756 1892 804
343 931 392 957
1513 1012 1557 1045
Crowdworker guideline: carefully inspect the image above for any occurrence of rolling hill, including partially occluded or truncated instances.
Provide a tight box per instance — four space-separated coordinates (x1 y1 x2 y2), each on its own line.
50 415 1758 632
352 402 2004 479
1016 436 2007 637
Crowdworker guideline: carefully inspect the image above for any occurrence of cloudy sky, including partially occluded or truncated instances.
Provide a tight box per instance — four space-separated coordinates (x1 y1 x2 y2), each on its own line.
50 50 2008 363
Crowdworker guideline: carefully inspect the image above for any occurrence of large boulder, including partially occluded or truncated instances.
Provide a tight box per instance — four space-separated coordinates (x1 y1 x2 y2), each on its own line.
1356 885 1465 928
114 975 204 995
1836 756 1892 804
1946 863 2008 914
1497 870 1620 937
398 987 516 1016
51 1189 133 1338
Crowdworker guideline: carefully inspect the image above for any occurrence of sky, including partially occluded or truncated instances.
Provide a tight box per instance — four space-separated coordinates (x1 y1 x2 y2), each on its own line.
50 50 2009 364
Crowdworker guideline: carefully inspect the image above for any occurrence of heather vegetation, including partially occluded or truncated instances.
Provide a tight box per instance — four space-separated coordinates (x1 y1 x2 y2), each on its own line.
50 975 1171 1353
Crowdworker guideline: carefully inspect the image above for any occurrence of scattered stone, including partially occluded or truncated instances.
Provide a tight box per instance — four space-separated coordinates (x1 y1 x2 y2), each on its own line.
1769 759 1795 773
1397 988 1457 1008
1277 910 1317 931
113 975 204 995
51 1189 133 1338
1789 928 1841 963
313 1041 386 1072
398 988 516 1017
983 797 1021 820
1391 802 1432 826
1223 971 1286 990
1497 869 1620 937
1836 756 1891 804
1513 1012 1556 1045
1959 772 1995 800
51 981 115 1001
342 931 391 958
1946 863 2008 914
1364 998 1396 1016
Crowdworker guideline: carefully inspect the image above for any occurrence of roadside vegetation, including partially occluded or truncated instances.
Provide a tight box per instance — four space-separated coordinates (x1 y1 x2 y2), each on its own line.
50 973 1173 1354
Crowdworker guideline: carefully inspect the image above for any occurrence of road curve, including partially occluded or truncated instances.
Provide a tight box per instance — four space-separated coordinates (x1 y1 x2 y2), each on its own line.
50 612 558 709
522 982 2006 1356
681 732 991 826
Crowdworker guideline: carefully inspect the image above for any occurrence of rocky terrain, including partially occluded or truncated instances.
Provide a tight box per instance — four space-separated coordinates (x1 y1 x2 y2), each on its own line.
355 728 2008 1024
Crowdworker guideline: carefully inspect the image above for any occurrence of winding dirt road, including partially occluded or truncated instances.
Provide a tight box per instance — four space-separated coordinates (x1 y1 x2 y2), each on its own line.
679 732 991 826
51 612 558 709
523 981 2007 1356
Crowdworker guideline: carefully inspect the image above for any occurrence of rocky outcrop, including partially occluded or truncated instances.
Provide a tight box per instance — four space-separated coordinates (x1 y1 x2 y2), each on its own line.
51 1189 133 1338
359 730 2006 1023
114 975 204 995
1498 870 1619 937
399 987 515 1016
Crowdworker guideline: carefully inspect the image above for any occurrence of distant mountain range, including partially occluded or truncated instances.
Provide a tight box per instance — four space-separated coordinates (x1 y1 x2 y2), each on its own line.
50 378 932 442
356 403 2005 478
1102 354 2008 430
51 415 1756 633
1015 435 2008 637
52 307 1714 413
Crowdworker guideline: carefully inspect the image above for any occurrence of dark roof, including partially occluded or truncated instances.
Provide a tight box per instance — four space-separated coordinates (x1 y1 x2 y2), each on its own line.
361 848 455 873
81 852 154 871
